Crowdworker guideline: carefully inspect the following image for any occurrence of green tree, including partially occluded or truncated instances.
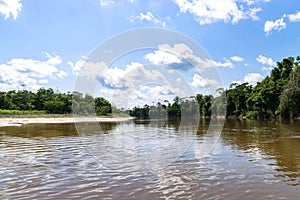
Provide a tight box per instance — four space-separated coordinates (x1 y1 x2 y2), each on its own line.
44 100 65 114
12 90 35 110
95 97 112 115
278 64 300 118
226 83 252 117
0 92 7 109
149 102 167 119
196 94 204 116
35 88 55 110
211 88 227 117
202 95 213 116
5 90 17 110
167 96 181 118
129 104 150 119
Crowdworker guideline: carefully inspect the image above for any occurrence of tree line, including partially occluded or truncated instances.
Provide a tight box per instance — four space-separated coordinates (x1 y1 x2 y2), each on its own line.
0 88 112 115
224 56 300 119
129 55 300 119
129 95 212 119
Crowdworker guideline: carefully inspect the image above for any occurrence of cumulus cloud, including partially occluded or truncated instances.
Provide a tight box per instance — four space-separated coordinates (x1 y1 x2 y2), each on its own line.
68 59 84 76
243 0 270 6
74 44 224 108
131 11 166 26
68 59 107 81
263 11 300 36
233 72 263 86
145 49 182 65
72 58 198 108
230 56 244 62
128 85 175 107
70 59 164 90
264 17 286 35
173 0 267 25
145 43 233 71
56 70 67 79
0 0 22 20
0 53 66 91
100 62 194 108
145 43 197 68
287 11 300 22
262 66 273 71
256 55 276 66
191 74 218 88
243 73 263 85
212 58 233 68
101 62 142 88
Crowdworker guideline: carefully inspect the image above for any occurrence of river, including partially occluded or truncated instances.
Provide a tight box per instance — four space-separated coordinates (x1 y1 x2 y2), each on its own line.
0 119 299 199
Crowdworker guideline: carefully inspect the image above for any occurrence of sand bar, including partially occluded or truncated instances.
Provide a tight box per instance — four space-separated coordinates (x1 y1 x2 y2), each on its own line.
0 117 135 127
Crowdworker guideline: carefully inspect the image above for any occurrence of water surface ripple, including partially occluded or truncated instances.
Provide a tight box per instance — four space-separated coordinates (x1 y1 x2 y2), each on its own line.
0 120 299 199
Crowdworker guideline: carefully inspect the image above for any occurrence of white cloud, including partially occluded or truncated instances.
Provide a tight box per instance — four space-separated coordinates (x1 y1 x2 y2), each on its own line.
97 62 184 108
0 0 22 20
145 43 232 70
243 0 270 6
69 59 147 89
128 85 176 107
191 74 218 88
68 59 107 81
247 7 262 21
84 59 199 108
243 73 263 85
74 43 224 108
173 0 267 25
145 43 192 66
102 62 142 88
262 66 273 71
100 0 114 6
233 72 263 86
132 11 166 26
145 49 181 65
287 11 300 22
230 56 244 62
56 70 67 79
263 11 300 35
256 55 276 66
0 53 66 91
264 17 286 35
68 59 83 76
212 58 233 68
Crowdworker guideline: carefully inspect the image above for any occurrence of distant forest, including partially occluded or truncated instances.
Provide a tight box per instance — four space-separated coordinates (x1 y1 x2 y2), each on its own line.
129 55 300 119
1 55 300 119
0 88 112 116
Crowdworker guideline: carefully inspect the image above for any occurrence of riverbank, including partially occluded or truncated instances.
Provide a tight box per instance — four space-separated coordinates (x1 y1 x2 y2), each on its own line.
0 116 135 127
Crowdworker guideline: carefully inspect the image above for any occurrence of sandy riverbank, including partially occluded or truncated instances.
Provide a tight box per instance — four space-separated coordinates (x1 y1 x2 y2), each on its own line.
0 116 135 127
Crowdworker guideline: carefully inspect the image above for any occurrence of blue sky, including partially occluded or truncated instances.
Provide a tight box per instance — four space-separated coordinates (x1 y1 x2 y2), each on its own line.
1 0 300 107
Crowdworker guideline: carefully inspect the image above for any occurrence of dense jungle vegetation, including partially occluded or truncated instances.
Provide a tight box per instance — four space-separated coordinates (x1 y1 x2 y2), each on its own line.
0 88 112 116
130 56 300 119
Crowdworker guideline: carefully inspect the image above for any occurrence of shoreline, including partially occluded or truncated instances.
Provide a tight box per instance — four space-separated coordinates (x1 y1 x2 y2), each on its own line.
0 116 135 127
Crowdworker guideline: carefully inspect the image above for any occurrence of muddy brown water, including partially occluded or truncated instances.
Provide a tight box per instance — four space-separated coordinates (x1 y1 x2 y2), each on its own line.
0 119 299 199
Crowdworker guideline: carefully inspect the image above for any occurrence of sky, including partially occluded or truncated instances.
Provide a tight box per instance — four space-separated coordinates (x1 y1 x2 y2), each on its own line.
1 0 300 108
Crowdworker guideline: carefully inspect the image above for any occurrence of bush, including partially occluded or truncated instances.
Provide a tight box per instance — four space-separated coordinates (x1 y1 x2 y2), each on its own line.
246 111 259 119
0 109 46 115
